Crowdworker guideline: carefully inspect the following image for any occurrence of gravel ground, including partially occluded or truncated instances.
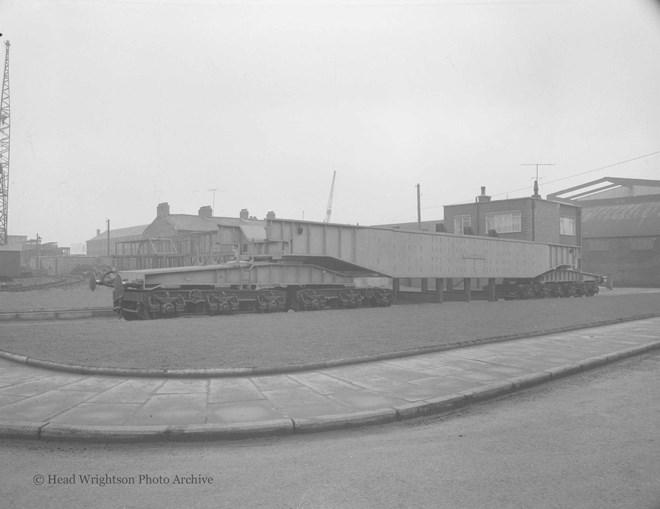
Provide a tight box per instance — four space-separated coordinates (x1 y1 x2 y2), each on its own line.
0 291 659 370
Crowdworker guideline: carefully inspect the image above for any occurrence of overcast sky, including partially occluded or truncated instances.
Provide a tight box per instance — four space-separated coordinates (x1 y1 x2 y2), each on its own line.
2 0 660 249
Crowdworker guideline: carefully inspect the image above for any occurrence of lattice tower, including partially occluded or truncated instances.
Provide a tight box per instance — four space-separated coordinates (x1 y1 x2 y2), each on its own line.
0 41 10 245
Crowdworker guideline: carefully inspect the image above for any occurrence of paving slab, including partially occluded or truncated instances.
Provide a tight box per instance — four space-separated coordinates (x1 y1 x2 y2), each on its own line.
0 390 98 421
0 316 658 442
125 394 208 426
49 402 143 425
288 372 359 395
205 400 283 423
0 375 83 396
0 393 32 406
87 379 166 403
208 379 265 403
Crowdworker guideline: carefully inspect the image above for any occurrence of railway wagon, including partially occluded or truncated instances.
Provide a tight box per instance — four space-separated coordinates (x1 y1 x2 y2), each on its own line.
92 218 602 320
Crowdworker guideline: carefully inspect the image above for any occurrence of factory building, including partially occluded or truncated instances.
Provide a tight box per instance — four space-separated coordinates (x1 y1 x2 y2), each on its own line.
86 225 149 257
0 235 25 279
548 177 660 287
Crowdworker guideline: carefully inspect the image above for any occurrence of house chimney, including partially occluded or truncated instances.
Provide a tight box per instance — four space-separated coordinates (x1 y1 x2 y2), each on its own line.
239 208 249 220
198 205 213 218
266 211 276 220
157 202 170 218
476 186 491 203
96 228 101 236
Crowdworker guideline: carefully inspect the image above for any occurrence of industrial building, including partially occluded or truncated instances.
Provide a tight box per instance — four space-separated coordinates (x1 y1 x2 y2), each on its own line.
0 235 75 277
0 235 23 279
548 177 660 287
86 224 149 257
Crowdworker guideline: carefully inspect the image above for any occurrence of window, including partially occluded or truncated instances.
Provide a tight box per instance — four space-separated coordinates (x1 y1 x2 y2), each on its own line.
485 211 521 234
453 215 471 234
560 216 576 236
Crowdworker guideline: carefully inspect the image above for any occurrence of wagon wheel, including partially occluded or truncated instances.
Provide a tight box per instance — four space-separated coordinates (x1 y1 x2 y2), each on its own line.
189 289 203 304
162 302 176 316
153 290 170 302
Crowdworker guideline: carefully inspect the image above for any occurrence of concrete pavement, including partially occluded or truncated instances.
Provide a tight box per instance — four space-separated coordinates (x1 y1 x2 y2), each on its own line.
0 317 659 442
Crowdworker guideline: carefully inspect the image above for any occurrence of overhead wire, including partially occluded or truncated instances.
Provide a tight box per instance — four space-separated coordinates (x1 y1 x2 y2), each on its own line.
422 149 660 209
491 150 660 197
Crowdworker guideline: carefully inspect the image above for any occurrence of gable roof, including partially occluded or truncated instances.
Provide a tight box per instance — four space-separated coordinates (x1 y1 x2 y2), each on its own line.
87 224 149 242
162 215 266 233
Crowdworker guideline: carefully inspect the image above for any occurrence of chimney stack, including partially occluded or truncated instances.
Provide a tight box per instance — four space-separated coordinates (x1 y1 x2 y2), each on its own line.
97 228 101 236
266 211 276 220
239 208 249 220
198 205 213 218
157 202 170 218
476 186 491 203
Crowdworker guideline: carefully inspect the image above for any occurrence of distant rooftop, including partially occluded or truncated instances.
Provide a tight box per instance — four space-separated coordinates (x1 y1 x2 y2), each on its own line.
547 177 660 203
88 225 149 242
161 215 264 233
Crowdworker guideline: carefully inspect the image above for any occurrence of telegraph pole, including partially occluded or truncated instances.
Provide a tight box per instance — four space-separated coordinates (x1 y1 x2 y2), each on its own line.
35 234 41 270
521 163 554 198
416 183 421 228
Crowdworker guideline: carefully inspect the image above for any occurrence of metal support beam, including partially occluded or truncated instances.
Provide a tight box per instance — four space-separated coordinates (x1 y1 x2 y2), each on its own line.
392 278 400 304
463 278 471 302
435 278 444 304
487 278 496 302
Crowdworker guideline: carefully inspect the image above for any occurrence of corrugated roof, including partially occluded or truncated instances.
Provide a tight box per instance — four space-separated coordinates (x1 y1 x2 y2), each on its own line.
582 202 660 238
88 225 149 241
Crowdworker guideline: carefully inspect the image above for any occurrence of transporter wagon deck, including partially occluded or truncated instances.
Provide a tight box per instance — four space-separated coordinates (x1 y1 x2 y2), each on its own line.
92 218 603 320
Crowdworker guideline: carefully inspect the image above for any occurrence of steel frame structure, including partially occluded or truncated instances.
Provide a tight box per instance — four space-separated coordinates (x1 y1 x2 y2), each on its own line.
0 41 10 245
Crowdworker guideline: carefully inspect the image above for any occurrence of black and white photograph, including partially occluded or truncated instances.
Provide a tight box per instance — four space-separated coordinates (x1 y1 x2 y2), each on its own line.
1 0 659 507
